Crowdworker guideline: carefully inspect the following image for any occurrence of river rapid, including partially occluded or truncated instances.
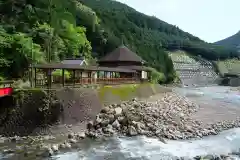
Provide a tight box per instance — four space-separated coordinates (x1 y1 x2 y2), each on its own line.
1 85 240 160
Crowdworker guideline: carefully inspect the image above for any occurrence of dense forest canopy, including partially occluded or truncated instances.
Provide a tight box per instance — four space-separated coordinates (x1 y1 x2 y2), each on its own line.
0 0 93 78
0 0 239 83
79 0 239 59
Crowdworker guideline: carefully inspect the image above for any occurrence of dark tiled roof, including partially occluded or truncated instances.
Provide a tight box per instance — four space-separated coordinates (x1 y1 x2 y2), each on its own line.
99 66 135 73
61 58 85 65
99 45 144 63
33 63 136 73
64 58 84 60
117 65 150 71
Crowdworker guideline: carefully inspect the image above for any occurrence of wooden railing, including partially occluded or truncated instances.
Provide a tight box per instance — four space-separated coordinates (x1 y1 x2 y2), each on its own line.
34 77 140 88
96 78 137 84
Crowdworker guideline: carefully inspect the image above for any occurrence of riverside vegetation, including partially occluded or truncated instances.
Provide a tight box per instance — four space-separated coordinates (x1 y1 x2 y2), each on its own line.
0 0 240 83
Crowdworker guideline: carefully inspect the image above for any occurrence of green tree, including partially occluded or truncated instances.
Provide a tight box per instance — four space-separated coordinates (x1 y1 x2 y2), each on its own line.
0 0 92 78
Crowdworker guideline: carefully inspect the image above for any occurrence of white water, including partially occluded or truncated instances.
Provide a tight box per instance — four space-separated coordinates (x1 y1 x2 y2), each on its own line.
52 86 240 160
53 128 240 160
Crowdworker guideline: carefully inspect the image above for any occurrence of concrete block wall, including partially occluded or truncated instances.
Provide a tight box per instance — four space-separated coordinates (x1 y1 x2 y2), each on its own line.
170 54 218 85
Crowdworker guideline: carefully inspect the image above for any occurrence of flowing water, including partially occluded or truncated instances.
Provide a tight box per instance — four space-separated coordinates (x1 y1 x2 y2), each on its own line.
52 128 240 160
1 86 240 160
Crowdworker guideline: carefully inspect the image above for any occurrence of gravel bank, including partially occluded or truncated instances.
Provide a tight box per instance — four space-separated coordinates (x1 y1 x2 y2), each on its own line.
86 92 240 141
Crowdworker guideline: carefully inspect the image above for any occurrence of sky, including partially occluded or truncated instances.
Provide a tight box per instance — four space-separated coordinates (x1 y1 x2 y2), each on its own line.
116 0 240 43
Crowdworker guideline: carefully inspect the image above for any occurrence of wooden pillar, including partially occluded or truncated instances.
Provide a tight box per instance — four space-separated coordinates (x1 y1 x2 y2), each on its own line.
34 68 37 87
111 72 114 83
80 71 83 84
103 71 106 83
50 69 52 88
62 69 65 87
73 69 75 87
89 71 92 84
47 68 52 89
131 72 133 83
29 66 32 87
109 72 112 84
86 72 88 84
88 71 90 84
119 72 122 83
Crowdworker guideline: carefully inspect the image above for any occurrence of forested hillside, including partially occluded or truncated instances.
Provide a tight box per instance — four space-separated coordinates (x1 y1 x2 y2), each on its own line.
79 0 239 81
80 0 239 60
0 0 94 79
0 0 238 83
215 31 240 50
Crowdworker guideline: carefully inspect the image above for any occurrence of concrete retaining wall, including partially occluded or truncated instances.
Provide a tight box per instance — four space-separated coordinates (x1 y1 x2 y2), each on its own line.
229 78 240 87
0 83 170 136
170 52 218 86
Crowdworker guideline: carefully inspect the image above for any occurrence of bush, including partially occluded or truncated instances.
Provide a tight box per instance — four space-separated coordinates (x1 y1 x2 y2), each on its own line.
52 69 71 79
172 72 181 83
147 67 166 84
0 76 4 81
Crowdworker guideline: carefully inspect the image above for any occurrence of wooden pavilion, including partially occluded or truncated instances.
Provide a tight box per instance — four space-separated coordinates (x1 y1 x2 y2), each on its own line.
30 45 150 88
98 45 149 80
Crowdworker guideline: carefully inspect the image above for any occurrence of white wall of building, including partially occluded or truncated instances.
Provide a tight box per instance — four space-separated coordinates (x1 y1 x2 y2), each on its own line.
141 71 148 79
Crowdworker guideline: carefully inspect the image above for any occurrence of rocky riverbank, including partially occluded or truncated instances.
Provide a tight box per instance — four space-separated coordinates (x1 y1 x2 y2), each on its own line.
85 92 240 141
1 91 240 159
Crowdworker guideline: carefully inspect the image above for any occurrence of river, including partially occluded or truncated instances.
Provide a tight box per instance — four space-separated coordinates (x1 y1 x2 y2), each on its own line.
1 86 240 160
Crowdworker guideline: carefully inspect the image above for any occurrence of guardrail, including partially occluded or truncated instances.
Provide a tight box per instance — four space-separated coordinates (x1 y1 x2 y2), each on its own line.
0 80 14 88
0 81 14 97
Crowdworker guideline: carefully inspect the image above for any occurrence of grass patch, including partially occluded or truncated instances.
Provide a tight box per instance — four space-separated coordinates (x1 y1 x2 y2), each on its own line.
216 59 240 76
98 84 140 101
169 50 197 64
97 83 158 104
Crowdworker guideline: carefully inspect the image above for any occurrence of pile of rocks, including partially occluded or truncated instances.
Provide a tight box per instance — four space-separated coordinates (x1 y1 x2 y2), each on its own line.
85 92 220 141
39 132 86 157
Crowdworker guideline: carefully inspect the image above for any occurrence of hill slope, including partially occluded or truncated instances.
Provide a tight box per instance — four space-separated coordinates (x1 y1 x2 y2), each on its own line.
0 0 238 83
80 0 239 61
78 0 239 83
215 31 240 49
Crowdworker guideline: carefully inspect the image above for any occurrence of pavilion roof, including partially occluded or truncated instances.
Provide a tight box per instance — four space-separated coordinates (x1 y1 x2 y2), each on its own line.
99 45 144 63
33 63 136 73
